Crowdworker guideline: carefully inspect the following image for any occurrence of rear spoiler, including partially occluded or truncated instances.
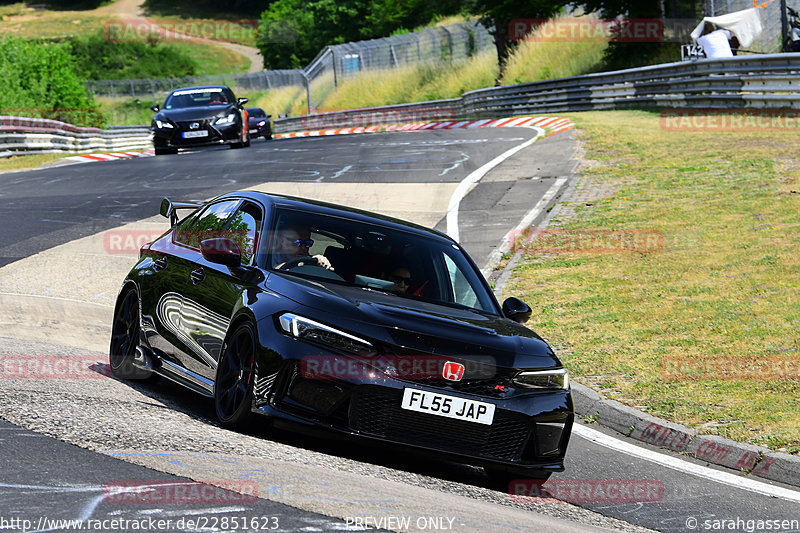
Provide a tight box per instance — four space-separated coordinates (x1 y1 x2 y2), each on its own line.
160 197 204 227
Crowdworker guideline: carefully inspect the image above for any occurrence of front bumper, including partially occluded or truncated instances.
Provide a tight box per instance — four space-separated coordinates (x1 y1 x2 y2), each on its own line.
152 120 242 148
248 124 271 138
255 357 573 471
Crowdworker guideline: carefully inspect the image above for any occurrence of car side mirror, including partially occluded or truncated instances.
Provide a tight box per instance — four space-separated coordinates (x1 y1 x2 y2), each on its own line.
266 114 272 119
200 238 242 268
150 104 160 112
502 297 532 323
237 97 249 107
160 197 177 226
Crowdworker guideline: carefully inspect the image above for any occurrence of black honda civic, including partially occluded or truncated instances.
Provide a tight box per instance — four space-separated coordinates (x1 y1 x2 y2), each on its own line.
110 191 573 480
150 85 250 155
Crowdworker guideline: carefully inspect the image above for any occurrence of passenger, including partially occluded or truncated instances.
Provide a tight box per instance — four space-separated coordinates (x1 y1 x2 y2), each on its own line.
384 265 412 294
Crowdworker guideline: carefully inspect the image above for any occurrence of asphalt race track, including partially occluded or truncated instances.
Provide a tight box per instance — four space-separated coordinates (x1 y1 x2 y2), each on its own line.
1 130 799 532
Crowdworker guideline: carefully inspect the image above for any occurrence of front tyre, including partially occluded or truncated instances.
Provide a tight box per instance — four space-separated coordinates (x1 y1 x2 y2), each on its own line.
214 322 256 429
109 288 151 380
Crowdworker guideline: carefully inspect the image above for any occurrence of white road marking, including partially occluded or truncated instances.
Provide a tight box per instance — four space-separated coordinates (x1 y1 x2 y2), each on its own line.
0 291 109 307
445 127 544 243
330 165 353 180
439 151 471 176
573 424 800 504
481 177 568 277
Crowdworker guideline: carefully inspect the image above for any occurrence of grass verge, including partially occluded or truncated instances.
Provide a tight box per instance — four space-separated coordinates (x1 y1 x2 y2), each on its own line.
96 97 155 125
501 17 608 85
0 153 71 174
318 50 498 112
505 110 800 453
0 2 250 75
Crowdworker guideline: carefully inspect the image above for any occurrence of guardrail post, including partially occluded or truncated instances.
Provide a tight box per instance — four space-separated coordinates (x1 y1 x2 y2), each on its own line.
302 71 312 115
331 47 338 88
441 26 453 63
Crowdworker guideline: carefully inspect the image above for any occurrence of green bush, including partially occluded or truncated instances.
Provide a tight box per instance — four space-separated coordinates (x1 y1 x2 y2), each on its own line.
0 36 102 127
68 31 197 80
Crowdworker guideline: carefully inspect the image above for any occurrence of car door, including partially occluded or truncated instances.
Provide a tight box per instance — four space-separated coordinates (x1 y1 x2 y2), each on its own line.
138 210 201 365
172 199 265 382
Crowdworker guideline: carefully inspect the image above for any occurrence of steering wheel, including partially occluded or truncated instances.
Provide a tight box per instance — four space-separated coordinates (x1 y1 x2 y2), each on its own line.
277 256 319 270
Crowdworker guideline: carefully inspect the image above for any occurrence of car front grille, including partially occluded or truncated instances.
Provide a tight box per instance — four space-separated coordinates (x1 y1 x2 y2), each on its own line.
351 386 530 462
176 119 211 130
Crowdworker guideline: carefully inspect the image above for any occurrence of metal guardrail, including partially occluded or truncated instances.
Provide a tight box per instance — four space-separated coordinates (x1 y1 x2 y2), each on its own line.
273 54 800 133
273 99 462 133
0 116 152 157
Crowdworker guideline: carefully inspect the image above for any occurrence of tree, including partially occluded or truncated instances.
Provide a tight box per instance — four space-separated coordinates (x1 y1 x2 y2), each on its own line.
258 0 464 69
569 0 701 69
0 37 101 126
467 0 569 82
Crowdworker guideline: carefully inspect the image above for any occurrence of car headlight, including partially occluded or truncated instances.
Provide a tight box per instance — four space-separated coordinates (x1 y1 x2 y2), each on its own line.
155 120 174 129
257 120 266 126
513 368 569 390
277 313 375 356
214 113 236 125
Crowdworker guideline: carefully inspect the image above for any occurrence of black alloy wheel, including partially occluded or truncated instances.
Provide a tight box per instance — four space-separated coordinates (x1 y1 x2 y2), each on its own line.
109 289 150 379
214 322 256 429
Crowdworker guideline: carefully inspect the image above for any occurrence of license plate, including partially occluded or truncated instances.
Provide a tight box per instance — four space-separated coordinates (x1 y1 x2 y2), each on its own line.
249 129 257 134
401 388 495 425
182 130 208 138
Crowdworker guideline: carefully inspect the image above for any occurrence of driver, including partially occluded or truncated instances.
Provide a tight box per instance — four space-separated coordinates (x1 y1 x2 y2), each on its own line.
273 225 333 270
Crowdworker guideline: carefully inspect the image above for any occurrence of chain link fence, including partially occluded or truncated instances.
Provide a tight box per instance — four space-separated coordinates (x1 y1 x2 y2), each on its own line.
85 21 493 110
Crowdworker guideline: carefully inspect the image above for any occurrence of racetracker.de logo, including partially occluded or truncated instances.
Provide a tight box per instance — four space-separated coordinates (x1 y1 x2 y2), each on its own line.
0 356 110 379
661 109 800 132
103 480 259 504
509 479 664 504
510 229 664 255
510 18 664 42
661 356 800 381
104 19 257 43
300 355 496 381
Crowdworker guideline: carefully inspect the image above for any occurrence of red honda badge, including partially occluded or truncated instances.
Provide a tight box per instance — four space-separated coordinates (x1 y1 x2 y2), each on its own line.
442 361 465 382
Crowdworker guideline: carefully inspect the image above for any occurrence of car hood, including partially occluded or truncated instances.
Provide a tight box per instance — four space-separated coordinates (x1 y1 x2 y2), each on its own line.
156 105 235 122
266 273 560 369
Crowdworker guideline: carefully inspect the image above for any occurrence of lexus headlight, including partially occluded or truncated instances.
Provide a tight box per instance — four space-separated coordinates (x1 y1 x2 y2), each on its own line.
513 368 569 390
155 120 174 129
215 113 236 125
278 313 375 356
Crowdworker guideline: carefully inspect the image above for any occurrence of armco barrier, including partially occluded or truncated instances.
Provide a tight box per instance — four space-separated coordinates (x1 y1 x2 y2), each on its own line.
273 99 462 134
273 55 800 133
0 116 152 157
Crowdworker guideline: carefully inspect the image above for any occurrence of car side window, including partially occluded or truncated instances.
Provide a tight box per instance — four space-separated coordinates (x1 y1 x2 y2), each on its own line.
225 202 262 266
442 254 480 309
174 199 241 249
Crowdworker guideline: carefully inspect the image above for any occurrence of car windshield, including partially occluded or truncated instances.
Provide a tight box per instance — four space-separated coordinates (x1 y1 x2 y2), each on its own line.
247 109 265 117
266 208 498 314
165 89 231 109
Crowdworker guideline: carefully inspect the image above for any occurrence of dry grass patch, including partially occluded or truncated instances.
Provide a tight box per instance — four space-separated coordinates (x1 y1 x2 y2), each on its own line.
251 86 305 119
506 110 800 452
501 15 608 85
0 153 69 173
